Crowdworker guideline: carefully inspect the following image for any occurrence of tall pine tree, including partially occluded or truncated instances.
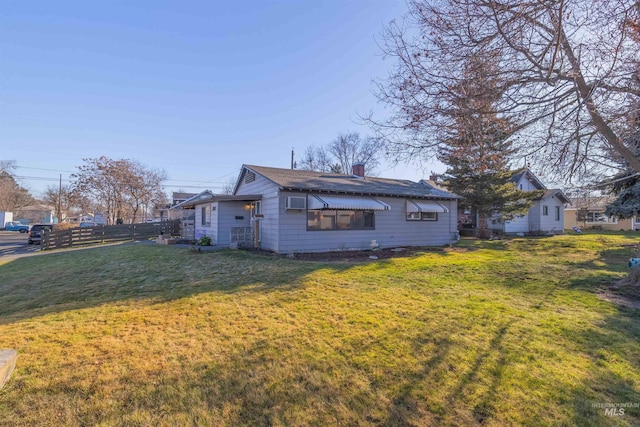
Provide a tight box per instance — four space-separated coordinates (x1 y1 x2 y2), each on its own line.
438 51 539 238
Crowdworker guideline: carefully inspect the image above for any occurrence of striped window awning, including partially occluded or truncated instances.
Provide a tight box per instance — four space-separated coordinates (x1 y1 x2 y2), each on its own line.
406 200 449 213
309 195 391 211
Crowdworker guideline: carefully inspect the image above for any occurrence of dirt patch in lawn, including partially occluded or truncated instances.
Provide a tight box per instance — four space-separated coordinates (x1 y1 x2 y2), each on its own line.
597 269 640 309
597 290 640 309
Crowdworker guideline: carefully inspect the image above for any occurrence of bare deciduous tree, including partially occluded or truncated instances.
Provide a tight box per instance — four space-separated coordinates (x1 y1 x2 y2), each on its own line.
370 0 640 180
299 145 338 173
42 184 75 222
221 176 238 195
0 161 36 212
71 157 166 224
299 132 384 175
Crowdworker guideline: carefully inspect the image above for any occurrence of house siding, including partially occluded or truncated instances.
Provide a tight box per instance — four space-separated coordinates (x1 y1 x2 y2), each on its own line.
503 174 541 233
538 195 565 233
504 214 530 233
194 202 216 242
529 202 542 231
193 201 253 246
516 176 540 192
276 193 458 253
235 173 280 252
217 202 252 246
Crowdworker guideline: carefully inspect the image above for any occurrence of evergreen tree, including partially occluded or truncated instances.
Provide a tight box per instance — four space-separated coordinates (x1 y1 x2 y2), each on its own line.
438 52 539 238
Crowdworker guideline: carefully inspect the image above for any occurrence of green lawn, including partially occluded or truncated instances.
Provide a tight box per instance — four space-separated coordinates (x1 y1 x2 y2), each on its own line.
0 234 639 426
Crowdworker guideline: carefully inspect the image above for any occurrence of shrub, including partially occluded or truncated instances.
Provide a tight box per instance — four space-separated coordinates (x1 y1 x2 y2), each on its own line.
196 235 212 246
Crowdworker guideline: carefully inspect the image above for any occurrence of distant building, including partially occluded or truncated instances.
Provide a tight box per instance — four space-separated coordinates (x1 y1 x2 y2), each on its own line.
14 204 55 224
565 195 640 231
489 169 570 235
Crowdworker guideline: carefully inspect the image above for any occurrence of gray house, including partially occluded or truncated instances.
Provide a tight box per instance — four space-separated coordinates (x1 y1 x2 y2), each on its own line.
491 169 570 234
195 164 460 253
172 192 261 245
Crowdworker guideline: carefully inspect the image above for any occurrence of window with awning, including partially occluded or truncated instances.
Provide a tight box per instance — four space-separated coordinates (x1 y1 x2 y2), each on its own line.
406 200 449 213
308 195 391 211
306 195 387 231
406 200 448 221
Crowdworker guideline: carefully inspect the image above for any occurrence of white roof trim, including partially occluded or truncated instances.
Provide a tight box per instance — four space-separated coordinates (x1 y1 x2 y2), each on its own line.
309 195 391 211
406 200 449 213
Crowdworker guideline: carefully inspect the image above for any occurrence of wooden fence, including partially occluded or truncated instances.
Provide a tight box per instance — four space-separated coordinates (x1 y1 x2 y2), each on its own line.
41 220 181 250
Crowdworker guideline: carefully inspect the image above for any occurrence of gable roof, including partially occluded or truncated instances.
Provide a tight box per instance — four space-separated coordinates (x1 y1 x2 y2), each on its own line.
510 168 547 190
170 190 215 209
237 165 460 199
171 190 263 209
539 189 571 205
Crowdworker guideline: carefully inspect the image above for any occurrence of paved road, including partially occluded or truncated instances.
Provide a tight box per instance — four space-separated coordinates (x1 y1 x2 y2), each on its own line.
0 231 41 260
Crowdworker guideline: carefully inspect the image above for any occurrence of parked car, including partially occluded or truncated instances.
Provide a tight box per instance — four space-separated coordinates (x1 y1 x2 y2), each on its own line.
4 221 30 233
79 222 96 227
28 224 54 244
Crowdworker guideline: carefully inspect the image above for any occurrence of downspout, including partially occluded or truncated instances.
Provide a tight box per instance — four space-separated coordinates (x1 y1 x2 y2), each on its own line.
450 200 458 243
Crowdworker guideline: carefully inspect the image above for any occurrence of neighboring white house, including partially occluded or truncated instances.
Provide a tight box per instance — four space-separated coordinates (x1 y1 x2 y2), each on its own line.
175 164 461 253
490 169 570 234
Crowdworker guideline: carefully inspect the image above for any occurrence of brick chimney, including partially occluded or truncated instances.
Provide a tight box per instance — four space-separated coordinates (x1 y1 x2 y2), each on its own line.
352 162 365 177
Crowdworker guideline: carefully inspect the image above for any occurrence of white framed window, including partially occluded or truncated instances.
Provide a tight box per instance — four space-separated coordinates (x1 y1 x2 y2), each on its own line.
253 200 262 215
543 205 549 216
584 211 617 224
555 206 561 221
201 205 211 226
407 212 421 221
406 211 437 221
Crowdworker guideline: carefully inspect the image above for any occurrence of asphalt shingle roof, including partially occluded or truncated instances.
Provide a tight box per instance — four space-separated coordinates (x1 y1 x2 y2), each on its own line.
243 165 460 199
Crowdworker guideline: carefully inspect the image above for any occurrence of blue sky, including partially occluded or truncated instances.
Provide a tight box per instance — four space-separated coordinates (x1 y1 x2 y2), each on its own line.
0 0 442 197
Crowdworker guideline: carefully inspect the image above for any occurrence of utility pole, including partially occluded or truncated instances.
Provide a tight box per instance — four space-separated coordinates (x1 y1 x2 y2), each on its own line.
291 148 295 169
58 174 62 223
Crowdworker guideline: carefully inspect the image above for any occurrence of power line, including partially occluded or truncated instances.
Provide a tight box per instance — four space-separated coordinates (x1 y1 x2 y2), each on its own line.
14 165 76 173
12 163 239 186
12 174 225 190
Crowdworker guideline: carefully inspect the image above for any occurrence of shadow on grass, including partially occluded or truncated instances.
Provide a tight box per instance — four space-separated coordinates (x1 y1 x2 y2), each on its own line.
381 336 454 425
445 322 510 425
0 245 354 324
568 310 640 426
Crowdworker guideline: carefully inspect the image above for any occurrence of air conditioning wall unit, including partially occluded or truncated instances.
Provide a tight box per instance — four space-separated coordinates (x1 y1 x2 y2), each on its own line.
286 196 306 210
